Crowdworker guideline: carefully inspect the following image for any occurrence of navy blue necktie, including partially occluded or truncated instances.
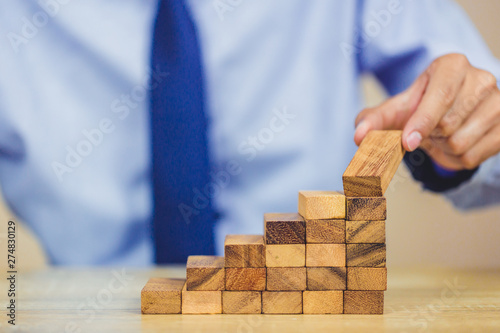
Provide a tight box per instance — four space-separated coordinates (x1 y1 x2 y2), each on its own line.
150 0 216 263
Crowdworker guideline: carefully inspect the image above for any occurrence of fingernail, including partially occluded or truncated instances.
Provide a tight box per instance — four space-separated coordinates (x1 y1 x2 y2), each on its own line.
406 131 422 151
355 120 369 134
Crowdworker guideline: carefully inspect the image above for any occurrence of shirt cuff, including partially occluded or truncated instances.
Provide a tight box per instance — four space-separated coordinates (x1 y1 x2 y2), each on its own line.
403 149 478 192
431 161 458 178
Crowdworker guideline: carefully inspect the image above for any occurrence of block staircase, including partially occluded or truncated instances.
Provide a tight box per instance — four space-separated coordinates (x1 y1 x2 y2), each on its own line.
141 130 404 315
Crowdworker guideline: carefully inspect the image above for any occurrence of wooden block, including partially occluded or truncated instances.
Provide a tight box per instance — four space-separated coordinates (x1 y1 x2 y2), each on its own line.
266 244 305 267
306 244 346 267
343 130 405 197
346 197 386 221
346 244 386 267
225 268 266 291
347 267 387 290
305 219 345 244
344 291 384 314
141 278 184 314
262 291 302 314
186 256 225 291
264 213 305 244
224 235 265 268
181 283 222 314
222 291 262 314
298 191 346 219
303 291 343 314
306 267 346 290
267 267 306 291
346 220 385 244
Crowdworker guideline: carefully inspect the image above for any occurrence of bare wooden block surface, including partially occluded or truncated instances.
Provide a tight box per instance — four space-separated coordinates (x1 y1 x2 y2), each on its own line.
344 290 384 314
181 283 222 314
346 220 385 244
307 267 346 290
264 213 305 244
224 235 265 268
346 244 386 267
346 197 387 221
343 130 405 197
267 267 307 291
186 256 225 291
303 291 343 314
222 291 262 314
306 244 346 267
298 191 346 220
266 244 305 267
262 291 303 314
306 219 345 244
141 278 185 314
347 267 387 291
225 268 266 291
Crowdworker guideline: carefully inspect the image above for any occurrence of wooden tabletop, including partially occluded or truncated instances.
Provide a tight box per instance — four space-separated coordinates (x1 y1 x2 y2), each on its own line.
2 266 499 332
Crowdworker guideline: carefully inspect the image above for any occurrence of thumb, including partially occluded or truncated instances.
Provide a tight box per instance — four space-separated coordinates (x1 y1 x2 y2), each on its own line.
354 71 430 146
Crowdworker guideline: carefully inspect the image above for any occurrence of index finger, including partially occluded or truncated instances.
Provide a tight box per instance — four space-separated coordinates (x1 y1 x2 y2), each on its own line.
402 55 468 151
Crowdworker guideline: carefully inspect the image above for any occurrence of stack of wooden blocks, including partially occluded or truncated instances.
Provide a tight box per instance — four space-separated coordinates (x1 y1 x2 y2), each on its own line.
141 130 405 315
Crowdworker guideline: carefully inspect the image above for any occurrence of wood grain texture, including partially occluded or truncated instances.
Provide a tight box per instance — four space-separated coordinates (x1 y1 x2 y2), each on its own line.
222 291 262 314
141 278 184 314
306 219 345 244
13 267 500 331
262 291 303 314
224 235 265 268
306 244 346 267
225 268 266 291
342 130 405 197
344 290 384 314
264 213 305 244
303 291 343 314
346 220 386 244
306 267 346 291
346 197 386 221
266 244 305 267
298 191 346 219
182 283 222 314
346 244 386 267
186 256 225 291
347 267 387 291
266 267 307 291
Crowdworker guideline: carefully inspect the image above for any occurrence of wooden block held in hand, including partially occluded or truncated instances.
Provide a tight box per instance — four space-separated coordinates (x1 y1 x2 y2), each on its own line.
266 244 305 267
346 221 385 244
346 244 386 267
222 291 262 314
298 191 346 219
186 256 225 291
346 197 386 221
344 290 384 314
264 213 305 244
306 219 345 244
306 244 346 267
343 130 405 197
141 278 184 314
307 267 346 290
225 268 266 291
262 291 302 314
225 235 265 268
347 267 387 290
267 267 306 291
182 283 222 314
303 291 343 314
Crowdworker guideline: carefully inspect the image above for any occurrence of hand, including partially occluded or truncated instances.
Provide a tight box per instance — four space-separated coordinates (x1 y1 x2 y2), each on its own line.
354 53 500 170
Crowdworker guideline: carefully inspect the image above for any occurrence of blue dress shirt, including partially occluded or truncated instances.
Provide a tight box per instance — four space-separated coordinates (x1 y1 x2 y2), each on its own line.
0 0 499 265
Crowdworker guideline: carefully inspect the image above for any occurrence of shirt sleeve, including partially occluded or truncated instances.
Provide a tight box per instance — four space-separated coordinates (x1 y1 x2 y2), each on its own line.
356 0 500 209
403 149 477 193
